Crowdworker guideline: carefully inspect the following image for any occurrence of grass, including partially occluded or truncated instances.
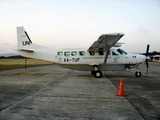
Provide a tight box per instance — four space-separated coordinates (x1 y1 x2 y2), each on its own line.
0 59 53 69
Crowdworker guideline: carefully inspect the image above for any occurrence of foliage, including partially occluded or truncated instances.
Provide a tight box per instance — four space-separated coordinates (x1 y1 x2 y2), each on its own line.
0 55 25 59
140 51 160 56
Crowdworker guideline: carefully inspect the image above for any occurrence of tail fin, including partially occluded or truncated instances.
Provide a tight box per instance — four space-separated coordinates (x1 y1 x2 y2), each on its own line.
17 27 34 52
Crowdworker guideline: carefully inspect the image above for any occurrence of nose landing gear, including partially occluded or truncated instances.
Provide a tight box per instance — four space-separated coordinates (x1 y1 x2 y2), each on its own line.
135 70 141 77
135 65 141 77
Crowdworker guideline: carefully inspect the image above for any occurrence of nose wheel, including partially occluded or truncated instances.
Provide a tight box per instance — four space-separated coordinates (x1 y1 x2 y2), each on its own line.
135 70 141 77
135 65 141 77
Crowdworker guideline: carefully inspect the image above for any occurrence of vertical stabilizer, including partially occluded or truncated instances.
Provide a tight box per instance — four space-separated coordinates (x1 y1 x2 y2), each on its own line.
17 27 33 51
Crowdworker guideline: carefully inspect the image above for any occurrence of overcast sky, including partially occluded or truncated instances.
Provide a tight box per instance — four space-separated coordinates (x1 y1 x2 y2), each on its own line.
0 0 160 54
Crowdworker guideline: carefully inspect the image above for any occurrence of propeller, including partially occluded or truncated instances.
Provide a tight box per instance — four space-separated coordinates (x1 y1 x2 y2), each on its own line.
145 44 150 74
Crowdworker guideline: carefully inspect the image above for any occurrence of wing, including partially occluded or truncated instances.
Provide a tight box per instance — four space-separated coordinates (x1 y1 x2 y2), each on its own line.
88 33 124 63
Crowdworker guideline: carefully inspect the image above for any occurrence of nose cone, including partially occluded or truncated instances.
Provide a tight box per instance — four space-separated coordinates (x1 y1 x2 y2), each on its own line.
130 54 146 64
140 54 146 63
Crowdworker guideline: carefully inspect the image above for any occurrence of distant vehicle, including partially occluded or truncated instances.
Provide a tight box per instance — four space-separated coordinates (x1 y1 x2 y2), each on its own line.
152 55 160 62
15 27 149 78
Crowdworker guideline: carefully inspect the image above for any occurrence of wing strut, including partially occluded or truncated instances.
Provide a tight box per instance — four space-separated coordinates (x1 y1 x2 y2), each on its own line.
103 49 109 63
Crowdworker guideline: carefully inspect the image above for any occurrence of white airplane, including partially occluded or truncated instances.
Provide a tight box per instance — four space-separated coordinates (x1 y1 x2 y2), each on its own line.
16 27 149 78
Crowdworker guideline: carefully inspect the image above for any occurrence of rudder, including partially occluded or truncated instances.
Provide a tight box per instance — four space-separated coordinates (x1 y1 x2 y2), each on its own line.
17 27 33 50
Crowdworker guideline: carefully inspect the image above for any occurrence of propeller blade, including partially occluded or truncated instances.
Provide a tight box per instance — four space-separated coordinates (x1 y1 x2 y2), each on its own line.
146 44 150 56
146 60 149 75
146 59 149 68
145 44 150 74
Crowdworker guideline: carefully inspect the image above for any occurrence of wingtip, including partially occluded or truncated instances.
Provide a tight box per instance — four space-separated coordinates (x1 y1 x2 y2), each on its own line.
101 33 124 36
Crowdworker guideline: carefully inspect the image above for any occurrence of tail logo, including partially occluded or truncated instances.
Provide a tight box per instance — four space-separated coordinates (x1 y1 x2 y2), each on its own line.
22 41 30 46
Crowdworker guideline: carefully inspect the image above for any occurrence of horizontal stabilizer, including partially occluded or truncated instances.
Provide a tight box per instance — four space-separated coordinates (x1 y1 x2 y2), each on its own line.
20 49 34 52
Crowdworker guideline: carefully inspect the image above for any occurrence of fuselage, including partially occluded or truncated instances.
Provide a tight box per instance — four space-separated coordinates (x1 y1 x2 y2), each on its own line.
18 45 146 71
55 48 146 65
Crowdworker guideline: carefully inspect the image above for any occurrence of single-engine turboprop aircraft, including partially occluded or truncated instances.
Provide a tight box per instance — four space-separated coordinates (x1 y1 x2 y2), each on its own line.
16 27 150 78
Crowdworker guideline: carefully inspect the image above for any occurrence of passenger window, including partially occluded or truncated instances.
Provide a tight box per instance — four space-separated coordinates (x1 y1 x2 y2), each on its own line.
98 48 104 55
64 51 70 56
89 51 95 56
71 51 77 56
57 52 63 56
98 51 104 55
79 51 85 56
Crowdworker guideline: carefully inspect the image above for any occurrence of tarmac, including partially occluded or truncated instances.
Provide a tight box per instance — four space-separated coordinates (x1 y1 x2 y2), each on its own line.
0 63 159 120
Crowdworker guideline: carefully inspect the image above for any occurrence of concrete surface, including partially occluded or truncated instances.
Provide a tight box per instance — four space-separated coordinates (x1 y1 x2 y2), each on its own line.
0 63 159 120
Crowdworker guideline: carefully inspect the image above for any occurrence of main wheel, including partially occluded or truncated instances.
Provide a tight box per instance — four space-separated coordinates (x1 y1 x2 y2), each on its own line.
135 71 141 77
94 70 102 78
91 71 95 75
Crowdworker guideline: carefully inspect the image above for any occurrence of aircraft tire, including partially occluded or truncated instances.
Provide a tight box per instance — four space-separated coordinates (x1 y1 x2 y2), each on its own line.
135 71 141 77
91 71 95 75
94 70 102 78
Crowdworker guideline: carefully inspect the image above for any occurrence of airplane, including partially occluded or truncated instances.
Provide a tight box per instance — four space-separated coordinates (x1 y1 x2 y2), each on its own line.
15 26 149 78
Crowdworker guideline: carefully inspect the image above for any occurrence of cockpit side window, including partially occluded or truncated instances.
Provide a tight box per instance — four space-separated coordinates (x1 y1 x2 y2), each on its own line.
117 49 127 55
112 51 119 56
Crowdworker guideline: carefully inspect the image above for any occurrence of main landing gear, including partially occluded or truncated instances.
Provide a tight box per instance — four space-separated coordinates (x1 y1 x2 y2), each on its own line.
91 66 102 78
91 70 102 78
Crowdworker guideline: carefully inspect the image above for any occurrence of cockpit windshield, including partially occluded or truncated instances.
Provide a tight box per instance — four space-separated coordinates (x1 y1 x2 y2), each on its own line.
117 49 127 55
